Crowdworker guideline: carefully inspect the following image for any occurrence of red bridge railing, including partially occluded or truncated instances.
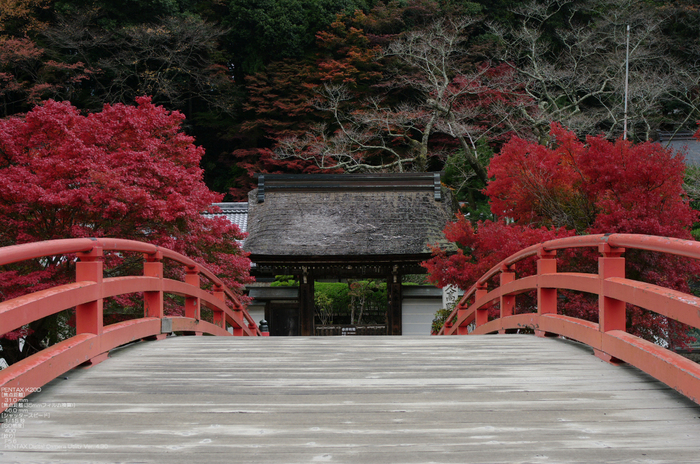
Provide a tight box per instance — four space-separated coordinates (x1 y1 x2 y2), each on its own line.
438 233 700 404
0 238 261 411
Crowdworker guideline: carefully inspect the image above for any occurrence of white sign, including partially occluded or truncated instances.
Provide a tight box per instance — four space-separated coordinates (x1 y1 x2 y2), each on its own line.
442 285 460 310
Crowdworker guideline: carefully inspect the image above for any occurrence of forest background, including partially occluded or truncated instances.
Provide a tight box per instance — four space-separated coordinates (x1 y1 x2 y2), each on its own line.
3 0 700 349
3 0 700 208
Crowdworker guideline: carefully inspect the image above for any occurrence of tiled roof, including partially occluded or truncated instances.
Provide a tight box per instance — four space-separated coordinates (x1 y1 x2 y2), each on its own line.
204 202 248 234
658 132 700 166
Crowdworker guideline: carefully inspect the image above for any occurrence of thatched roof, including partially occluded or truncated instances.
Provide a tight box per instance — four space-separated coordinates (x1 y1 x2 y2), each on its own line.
243 174 456 259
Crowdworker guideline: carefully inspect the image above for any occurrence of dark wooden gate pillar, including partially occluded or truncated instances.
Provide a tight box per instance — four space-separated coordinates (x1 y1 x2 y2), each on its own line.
299 266 315 336
387 265 402 335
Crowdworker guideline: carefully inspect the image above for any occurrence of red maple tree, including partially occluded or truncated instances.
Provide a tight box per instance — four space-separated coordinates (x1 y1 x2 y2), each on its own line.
425 123 698 347
423 216 575 291
0 97 252 362
487 123 696 237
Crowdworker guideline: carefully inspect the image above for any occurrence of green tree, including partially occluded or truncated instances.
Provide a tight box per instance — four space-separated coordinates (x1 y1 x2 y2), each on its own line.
43 12 236 115
223 0 370 77
314 292 335 325
54 0 196 27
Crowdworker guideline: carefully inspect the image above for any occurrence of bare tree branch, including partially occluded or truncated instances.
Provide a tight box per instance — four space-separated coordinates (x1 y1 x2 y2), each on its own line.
274 18 527 180
491 0 700 141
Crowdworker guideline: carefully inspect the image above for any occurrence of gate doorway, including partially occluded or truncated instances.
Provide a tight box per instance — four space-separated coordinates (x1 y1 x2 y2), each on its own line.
243 174 457 336
268 303 299 336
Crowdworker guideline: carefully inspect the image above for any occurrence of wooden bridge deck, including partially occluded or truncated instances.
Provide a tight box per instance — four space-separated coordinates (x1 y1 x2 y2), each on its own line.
2 335 700 463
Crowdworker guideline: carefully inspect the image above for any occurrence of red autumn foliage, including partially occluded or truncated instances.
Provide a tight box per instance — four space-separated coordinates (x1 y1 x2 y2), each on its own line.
425 123 698 347
487 123 696 237
0 97 252 360
0 36 94 115
423 215 574 291
315 13 383 87
229 14 385 198
0 0 50 35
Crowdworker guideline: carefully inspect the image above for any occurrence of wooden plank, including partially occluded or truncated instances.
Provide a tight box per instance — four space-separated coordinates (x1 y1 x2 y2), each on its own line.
2 335 700 463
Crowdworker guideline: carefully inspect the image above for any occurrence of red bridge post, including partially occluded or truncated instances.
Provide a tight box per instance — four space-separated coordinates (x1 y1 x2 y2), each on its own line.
598 243 626 331
499 265 516 334
475 284 488 328
212 284 226 330
185 265 202 336
185 265 201 320
144 251 164 319
536 249 557 337
457 303 469 335
75 246 104 336
231 303 245 336
75 246 109 365
596 243 626 363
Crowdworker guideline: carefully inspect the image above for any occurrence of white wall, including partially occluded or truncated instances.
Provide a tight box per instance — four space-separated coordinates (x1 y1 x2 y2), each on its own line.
247 304 266 328
230 304 266 333
402 298 443 336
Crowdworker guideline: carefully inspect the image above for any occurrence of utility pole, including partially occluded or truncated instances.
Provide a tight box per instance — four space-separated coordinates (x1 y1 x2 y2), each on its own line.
623 25 630 140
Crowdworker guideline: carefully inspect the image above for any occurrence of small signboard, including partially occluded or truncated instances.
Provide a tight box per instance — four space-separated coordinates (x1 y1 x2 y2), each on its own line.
341 327 356 336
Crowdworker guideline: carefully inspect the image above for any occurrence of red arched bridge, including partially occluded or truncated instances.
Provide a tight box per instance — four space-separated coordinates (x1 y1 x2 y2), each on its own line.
0 238 260 410
438 233 700 404
1 235 700 462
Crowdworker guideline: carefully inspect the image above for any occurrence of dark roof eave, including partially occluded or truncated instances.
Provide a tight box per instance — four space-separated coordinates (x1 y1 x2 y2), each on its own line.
248 252 434 266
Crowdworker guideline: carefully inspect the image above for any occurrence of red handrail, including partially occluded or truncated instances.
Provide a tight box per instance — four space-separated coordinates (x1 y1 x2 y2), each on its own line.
0 238 261 411
438 233 700 405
